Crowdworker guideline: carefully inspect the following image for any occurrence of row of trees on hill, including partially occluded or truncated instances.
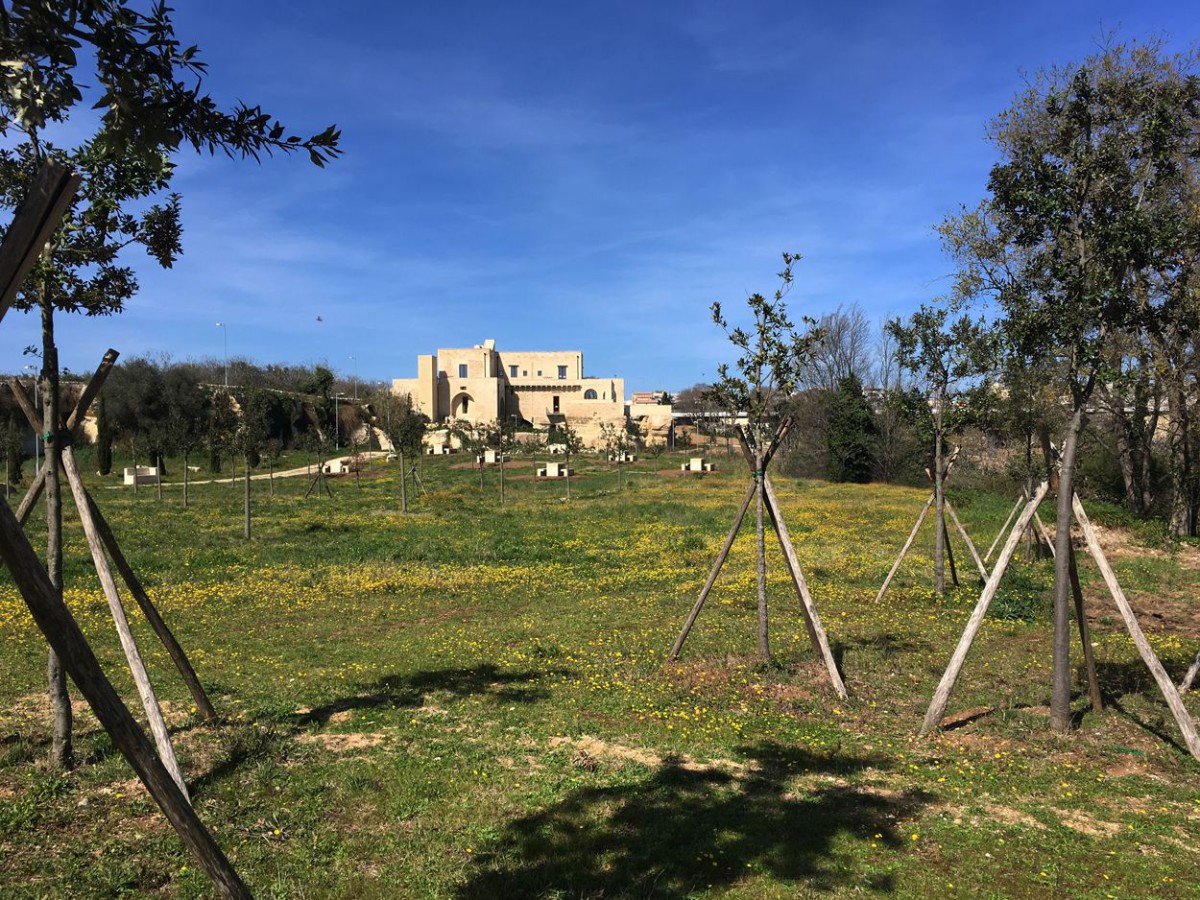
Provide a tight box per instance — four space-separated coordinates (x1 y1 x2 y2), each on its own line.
0 357 429 486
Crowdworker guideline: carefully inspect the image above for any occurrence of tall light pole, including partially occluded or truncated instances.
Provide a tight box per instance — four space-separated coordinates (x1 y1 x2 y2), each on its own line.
23 364 39 474
333 392 345 449
215 321 228 388
349 355 358 401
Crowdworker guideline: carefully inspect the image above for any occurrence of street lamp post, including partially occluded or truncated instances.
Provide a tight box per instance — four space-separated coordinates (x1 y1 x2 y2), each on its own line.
333 392 345 449
215 322 228 388
349 355 358 401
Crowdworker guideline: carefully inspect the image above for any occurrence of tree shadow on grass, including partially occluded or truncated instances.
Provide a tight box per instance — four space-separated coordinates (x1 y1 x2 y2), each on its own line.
294 663 572 727
459 741 933 898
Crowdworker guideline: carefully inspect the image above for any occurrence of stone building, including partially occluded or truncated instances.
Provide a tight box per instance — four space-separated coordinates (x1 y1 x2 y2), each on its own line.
391 339 628 447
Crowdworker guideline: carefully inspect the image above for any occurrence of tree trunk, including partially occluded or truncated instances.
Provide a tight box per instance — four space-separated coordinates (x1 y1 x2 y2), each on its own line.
243 458 251 540
1051 401 1086 732
156 451 163 501
39 292 72 770
1110 404 1143 514
182 449 189 509
499 453 505 505
1168 378 1194 536
755 445 769 662
933 425 945 596
400 449 408 513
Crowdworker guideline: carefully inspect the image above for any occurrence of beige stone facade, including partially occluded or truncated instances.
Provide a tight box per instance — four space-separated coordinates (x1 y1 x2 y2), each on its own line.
392 339 629 448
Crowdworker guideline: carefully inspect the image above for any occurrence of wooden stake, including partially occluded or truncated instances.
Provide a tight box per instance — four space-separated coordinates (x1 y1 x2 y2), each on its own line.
668 481 757 660
1179 652 1200 694
945 499 988 581
0 499 249 897
985 493 1025 563
943 517 960 587
60 447 190 798
762 475 847 698
921 481 1050 735
1068 542 1103 714
1034 509 1056 559
874 493 934 604
1071 495 1200 761
83 492 217 721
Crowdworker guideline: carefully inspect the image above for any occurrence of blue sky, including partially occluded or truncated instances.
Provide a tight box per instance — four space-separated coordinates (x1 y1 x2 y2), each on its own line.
3 1 1197 393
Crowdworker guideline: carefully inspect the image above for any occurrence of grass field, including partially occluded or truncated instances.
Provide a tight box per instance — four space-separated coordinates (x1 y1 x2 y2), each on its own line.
2 448 1199 898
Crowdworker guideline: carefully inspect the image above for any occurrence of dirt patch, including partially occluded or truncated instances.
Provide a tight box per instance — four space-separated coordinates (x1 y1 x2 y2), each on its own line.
298 732 385 752
549 735 747 777
1104 761 1146 778
940 706 994 729
1086 592 1200 639
983 803 1046 830
1057 808 1121 837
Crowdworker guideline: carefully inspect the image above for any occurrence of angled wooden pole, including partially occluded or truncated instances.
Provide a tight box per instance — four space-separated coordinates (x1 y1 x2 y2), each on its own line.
985 492 1025 563
1067 542 1103 714
921 480 1050 735
1179 653 1200 694
668 480 757 660
762 475 847 698
1033 509 1056 558
943 517 960 587
945 499 988 581
84 493 217 721
1071 495 1200 761
0 499 249 897
874 493 934 604
0 160 81 323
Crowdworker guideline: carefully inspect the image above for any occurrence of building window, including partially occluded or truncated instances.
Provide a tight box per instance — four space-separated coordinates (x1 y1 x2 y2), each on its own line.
584 389 597 400
458 363 468 378
522 370 528 376
558 365 567 379
552 395 560 414
510 365 518 377
537 370 542 377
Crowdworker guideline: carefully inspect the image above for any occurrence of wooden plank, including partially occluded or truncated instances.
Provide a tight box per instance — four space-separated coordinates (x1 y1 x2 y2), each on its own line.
669 480 757 660
762 475 847 698
0 161 81 323
921 481 1050 735
59 447 190 797
874 493 934 604
1071 495 1200 761
0 498 249 897
945 499 988 581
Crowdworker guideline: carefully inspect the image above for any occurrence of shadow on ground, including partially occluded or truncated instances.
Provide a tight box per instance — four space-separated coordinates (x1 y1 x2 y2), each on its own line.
458 741 933 898
294 663 570 727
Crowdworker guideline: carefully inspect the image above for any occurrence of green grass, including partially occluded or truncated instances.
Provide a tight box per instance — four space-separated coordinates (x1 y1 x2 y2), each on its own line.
2 449 1199 898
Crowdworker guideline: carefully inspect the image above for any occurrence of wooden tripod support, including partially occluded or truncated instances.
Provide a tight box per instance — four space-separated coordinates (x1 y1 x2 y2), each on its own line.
874 449 988 604
668 417 847 698
920 482 1200 761
10 364 193 797
0 160 249 897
